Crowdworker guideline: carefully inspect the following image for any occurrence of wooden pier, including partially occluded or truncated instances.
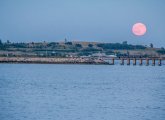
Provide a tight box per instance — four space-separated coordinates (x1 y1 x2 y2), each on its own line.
107 57 164 66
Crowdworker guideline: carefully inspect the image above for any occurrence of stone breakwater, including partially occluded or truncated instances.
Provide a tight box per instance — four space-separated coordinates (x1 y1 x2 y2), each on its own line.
0 57 109 65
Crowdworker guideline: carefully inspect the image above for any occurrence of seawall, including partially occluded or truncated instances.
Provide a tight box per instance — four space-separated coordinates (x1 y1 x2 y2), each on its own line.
0 57 109 65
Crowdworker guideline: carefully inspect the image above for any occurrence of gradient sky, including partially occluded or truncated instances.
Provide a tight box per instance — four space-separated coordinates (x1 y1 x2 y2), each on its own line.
0 0 165 47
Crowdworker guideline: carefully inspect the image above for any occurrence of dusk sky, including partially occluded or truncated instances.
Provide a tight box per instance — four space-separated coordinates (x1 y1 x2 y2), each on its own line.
0 0 165 47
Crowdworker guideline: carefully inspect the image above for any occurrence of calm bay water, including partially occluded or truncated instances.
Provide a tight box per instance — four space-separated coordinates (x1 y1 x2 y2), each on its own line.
0 64 165 120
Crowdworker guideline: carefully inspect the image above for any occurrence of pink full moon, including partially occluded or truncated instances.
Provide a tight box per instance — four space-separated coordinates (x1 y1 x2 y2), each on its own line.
132 23 147 36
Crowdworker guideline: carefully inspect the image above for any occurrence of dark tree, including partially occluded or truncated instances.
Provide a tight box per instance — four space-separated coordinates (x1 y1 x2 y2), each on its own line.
0 39 2 45
75 44 82 48
65 42 72 45
150 43 153 48
65 38 67 43
157 50 165 54
88 44 93 47
97 43 145 50
7 40 10 44
122 41 127 45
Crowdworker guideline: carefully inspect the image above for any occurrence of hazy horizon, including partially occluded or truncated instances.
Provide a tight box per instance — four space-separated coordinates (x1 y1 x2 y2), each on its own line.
0 0 165 47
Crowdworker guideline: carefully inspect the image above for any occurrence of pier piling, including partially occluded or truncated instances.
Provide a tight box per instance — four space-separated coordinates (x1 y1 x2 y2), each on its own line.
112 58 114 65
120 59 124 65
127 59 130 65
133 59 136 65
152 59 155 66
139 59 143 65
158 59 162 66
146 59 149 66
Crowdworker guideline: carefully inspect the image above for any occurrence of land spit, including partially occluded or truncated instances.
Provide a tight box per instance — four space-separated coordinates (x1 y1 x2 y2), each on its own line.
0 57 109 65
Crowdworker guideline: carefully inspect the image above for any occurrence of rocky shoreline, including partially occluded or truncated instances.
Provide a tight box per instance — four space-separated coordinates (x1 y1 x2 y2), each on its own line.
0 57 110 65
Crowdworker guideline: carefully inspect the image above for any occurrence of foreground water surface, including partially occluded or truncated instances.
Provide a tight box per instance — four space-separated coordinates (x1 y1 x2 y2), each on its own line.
0 64 165 120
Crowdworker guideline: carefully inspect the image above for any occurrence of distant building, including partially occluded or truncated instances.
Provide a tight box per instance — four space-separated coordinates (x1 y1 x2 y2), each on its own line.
92 53 106 57
108 55 117 58
91 53 117 58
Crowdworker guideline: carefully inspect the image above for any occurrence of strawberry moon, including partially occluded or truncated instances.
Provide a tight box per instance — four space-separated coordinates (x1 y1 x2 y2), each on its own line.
132 23 147 36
